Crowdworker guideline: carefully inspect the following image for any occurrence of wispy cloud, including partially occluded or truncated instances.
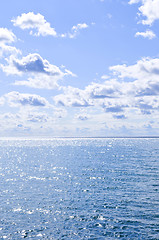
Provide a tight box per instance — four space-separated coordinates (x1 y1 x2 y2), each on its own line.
0 28 16 44
61 23 89 39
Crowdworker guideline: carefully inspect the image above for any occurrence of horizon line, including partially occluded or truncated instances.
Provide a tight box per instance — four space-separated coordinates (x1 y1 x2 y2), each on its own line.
0 136 159 140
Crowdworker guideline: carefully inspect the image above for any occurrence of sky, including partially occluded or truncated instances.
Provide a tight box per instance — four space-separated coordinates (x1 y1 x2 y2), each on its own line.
0 0 159 137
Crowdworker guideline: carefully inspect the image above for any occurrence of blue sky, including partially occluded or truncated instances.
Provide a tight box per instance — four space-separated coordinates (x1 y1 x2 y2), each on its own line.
0 0 159 137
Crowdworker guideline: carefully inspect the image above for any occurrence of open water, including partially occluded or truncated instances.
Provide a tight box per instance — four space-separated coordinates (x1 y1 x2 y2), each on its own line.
0 138 159 239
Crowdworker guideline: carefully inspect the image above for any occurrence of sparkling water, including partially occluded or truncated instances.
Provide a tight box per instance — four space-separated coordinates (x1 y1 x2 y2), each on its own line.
0 138 159 239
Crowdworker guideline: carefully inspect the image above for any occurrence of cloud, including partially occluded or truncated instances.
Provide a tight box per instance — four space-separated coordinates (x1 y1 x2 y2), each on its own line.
110 57 159 81
129 0 159 25
75 114 89 121
14 74 59 89
0 96 5 106
135 96 159 110
0 45 21 57
53 108 67 118
129 0 140 3
1 53 74 89
0 28 20 58
0 110 52 135
85 80 122 99
53 56 159 121
54 86 92 107
135 29 156 39
104 106 124 113
101 75 109 80
110 57 159 97
12 12 57 37
69 23 88 38
113 114 127 119
27 112 48 123
61 23 89 39
12 12 89 39
0 28 16 44
4 91 49 107
1 53 62 76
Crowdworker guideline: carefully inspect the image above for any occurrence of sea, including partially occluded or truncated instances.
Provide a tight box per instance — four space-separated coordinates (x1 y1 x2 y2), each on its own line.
0 138 158 239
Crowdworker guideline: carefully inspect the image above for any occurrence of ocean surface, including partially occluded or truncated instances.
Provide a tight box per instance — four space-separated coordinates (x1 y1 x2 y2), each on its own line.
0 138 159 239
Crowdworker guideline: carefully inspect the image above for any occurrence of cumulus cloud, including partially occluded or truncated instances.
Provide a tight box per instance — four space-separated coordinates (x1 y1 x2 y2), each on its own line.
54 80 122 108
129 0 159 25
54 86 92 107
135 29 156 39
4 91 49 107
85 80 122 99
12 12 89 39
12 12 57 37
53 56 159 121
110 57 159 81
109 58 159 98
1 53 62 75
1 53 74 89
135 96 159 110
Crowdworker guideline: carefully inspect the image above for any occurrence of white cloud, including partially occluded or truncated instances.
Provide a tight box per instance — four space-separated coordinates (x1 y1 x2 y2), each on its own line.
61 23 89 39
27 112 49 123
129 0 141 4
129 0 159 25
0 28 16 44
1 53 63 76
54 86 92 107
1 53 74 89
110 57 159 81
12 12 57 37
12 12 89 39
0 28 20 58
70 23 88 38
75 113 90 121
0 110 51 135
101 74 110 80
0 96 5 106
14 74 59 89
0 45 21 56
4 91 50 108
135 29 156 39
85 80 122 99
53 56 159 121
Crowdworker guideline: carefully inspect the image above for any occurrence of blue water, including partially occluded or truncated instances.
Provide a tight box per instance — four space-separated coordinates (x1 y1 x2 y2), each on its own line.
0 138 158 239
